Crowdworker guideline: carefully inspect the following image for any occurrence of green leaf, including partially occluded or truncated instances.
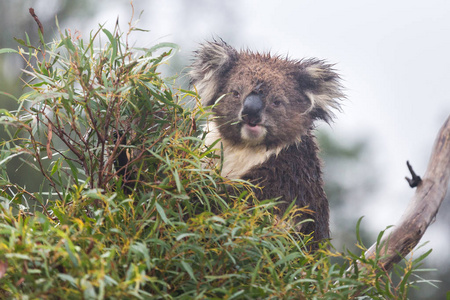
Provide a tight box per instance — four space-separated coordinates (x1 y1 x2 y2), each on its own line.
66 160 79 185
155 202 171 225
181 261 197 282
275 252 301 267
0 91 18 102
0 152 23 166
143 42 179 55
61 36 76 53
176 233 197 241
63 239 79 267
0 48 18 54
13 38 29 47
50 159 61 176
57 273 77 287
102 29 117 64
413 248 433 265
5 253 31 260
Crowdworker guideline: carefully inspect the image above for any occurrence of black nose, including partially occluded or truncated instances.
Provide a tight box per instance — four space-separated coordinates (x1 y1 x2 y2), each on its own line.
241 94 263 125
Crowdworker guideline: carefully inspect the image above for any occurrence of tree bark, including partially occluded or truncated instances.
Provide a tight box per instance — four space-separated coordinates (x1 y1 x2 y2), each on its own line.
364 114 450 271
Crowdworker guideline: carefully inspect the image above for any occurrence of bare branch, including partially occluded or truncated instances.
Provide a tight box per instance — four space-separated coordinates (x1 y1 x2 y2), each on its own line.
365 114 450 271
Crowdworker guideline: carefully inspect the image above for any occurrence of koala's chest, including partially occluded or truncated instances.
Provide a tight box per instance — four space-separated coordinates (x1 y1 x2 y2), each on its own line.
204 121 281 179
220 145 276 179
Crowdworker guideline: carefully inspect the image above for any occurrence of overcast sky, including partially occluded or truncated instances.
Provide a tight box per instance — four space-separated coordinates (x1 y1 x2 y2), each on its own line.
74 0 450 264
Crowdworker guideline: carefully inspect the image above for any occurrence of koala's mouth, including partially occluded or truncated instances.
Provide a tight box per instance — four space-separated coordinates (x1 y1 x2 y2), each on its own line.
246 122 259 127
243 122 262 130
240 122 266 143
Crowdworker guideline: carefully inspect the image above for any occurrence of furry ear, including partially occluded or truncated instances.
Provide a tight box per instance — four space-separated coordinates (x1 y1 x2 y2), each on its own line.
190 40 238 106
296 59 344 122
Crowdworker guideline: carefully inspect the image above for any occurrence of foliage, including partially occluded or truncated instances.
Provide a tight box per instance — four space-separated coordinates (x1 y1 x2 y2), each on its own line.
0 17 433 299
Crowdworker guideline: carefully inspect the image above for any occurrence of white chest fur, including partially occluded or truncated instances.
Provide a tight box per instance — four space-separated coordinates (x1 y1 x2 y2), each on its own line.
204 122 283 179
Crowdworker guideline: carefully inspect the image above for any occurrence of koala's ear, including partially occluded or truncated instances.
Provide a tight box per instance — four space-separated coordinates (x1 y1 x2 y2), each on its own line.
190 40 238 106
296 59 344 122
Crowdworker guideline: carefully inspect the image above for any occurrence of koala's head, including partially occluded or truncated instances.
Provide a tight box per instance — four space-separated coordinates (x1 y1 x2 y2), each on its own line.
190 40 343 149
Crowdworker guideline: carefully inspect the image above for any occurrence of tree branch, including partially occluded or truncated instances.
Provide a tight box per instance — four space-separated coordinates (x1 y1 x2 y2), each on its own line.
364 114 450 271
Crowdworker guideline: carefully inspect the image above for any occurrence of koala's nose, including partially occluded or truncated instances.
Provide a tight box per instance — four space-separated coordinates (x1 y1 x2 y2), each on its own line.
242 94 263 125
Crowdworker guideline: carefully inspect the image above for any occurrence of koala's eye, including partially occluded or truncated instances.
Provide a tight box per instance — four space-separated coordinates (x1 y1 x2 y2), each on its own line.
272 100 282 107
232 91 240 98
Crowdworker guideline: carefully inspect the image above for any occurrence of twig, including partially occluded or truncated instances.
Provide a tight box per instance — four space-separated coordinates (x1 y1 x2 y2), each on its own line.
405 160 422 188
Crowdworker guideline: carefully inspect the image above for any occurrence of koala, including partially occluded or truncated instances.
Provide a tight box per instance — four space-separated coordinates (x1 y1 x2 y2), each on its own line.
190 40 343 244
